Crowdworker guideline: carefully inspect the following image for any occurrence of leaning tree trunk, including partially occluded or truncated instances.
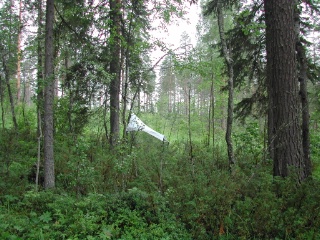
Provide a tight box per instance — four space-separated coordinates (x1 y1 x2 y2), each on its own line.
2 60 18 130
217 4 235 167
1 0 18 130
43 0 55 189
264 0 306 181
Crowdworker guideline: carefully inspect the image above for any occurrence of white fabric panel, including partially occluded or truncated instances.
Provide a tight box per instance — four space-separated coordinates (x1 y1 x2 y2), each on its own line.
127 113 146 132
127 113 167 142
142 125 166 142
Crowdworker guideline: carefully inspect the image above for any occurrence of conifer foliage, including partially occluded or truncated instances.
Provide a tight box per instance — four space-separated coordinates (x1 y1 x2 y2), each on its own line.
0 0 320 238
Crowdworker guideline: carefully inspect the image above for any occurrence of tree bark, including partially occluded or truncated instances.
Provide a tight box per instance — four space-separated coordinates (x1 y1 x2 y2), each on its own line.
2 59 18 130
36 0 44 190
208 76 215 147
264 0 306 181
122 48 129 138
36 110 42 191
109 0 122 147
0 75 4 129
37 0 44 114
44 0 55 189
1 0 18 130
16 0 22 103
217 4 235 166
294 1 312 177
297 42 312 177
188 83 194 177
103 88 109 142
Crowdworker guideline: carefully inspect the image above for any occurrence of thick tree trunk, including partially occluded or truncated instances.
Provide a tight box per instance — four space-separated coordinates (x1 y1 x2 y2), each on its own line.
109 0 122 147
217 4 235 166
44 0 55 189
267 97 274 160
264 0 306 181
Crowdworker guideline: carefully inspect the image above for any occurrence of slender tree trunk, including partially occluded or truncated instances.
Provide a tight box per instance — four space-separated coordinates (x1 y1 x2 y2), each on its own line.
188 83 194 177
37 0 44 115
68 87 73 133
36 0 44 190
208 92 211 147
183 85 187 115
36 110 42 191
264 0 306 181
122 52 129 138
43 0 55 189
103 90 109 143
0 76 5 129
297 43 312 177
294 1 312 177
2 0 18 130
25 75 31 106
208 76 215 147
211 81 215 148
217 4 235 166
173 74 176 113
16 0 22 103
109 0 122 147
2 60 18 130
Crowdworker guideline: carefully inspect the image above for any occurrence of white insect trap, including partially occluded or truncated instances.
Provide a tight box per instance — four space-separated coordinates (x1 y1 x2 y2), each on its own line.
126 113 168 142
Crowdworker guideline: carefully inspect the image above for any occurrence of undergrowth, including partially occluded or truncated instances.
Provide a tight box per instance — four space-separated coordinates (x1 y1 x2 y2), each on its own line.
1 112 320 239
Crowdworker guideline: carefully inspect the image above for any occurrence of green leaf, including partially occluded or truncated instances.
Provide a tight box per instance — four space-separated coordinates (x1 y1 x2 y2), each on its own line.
39 211 52 223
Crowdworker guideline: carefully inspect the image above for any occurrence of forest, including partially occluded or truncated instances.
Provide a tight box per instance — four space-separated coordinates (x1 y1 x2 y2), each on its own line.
1 0 320 239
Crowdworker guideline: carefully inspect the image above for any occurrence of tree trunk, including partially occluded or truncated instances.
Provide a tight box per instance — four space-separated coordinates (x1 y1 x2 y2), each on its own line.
122 46 129 138
16 0 22 103
37 0 44 114
294 1 312 177
36 110 42 191
109 0 122 147
217 4 235 166
0 75 5 129
103 88 109 143
2 60 18 130
264 0 306 181
297 42 312 177
1 0 18 130
188 83 194 177
36 0 44 190
208 76 215 147
43 0 55 189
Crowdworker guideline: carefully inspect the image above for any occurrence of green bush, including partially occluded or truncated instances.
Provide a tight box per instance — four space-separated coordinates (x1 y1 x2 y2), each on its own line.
0 189 191 239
